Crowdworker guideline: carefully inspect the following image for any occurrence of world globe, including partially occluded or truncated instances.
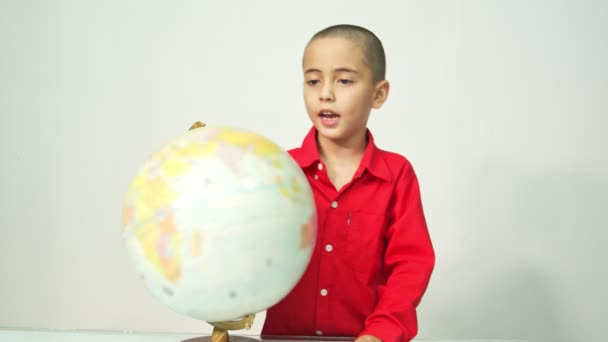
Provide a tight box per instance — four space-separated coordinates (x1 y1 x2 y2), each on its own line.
121 122 316 330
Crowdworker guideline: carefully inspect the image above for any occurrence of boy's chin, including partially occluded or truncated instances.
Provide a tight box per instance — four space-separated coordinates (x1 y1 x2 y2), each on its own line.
314 123 338 135
314 123 368 147
315 126 348 142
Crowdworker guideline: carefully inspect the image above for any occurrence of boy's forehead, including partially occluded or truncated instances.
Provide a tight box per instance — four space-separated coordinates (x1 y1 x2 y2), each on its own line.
303 37 367 71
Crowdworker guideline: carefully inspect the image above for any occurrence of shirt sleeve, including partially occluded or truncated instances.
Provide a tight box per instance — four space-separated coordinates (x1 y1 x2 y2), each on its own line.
358 162 435 342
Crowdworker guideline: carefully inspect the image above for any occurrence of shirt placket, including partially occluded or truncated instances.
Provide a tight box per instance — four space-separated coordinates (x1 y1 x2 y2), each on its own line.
312 161 344 336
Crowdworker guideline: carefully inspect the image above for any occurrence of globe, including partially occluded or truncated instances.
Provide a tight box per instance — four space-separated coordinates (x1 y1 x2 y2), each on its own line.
121 123 316 325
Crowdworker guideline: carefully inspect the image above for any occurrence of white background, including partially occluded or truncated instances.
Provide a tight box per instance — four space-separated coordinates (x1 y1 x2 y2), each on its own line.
1 1 606 341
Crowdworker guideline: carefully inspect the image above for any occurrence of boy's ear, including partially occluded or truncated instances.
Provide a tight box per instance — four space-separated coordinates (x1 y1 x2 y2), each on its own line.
372 80 390 109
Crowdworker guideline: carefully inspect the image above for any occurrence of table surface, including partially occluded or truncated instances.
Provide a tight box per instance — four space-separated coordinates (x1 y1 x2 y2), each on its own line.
0 328 529 342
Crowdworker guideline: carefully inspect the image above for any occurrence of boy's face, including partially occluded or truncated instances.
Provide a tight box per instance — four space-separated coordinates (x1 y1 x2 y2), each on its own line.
302 36 388 146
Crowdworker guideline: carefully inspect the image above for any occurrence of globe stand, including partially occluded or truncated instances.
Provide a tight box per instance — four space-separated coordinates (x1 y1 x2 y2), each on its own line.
181 315 258 342
209 314 256 342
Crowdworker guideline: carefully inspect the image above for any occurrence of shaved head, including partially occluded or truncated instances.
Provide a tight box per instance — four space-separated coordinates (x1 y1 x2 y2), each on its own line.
305 24 386 83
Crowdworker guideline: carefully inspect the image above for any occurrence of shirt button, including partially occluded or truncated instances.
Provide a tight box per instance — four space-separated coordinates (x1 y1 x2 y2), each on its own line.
316 330 323 336
318 163 323 171
320 289 328 296
313 174 319 180
331 200 338 208
325 244 333 252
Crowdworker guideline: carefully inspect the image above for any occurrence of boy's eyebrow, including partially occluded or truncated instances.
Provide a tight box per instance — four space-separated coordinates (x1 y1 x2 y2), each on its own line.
334 67 358 74
304 67 359 74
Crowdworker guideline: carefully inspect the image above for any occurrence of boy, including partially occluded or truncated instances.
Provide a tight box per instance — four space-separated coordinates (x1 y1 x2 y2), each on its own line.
261 24 435 342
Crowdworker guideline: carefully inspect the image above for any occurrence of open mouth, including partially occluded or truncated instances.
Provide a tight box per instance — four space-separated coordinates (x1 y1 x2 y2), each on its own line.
319 110 340 119
318 110 340 127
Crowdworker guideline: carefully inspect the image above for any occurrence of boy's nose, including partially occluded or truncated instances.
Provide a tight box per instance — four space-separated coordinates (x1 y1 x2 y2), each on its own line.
320 84 335 102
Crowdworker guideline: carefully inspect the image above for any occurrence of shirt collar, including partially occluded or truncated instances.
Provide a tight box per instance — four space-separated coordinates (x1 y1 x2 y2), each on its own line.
291 127 392 182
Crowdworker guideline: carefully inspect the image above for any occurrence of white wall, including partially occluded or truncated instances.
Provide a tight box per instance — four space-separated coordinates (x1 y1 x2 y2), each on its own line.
1 1 606 341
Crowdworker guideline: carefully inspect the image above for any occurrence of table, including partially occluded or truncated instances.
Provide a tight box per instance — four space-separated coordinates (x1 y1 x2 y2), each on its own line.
0 328 528 342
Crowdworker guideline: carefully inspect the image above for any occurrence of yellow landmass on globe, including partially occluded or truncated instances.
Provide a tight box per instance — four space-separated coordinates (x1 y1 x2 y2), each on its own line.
290 176 302 194
149 136 218 166
138 178 178 221
275 175 306 203
192 231 203 257
161 158 190 178
122 204 135 230
216 130 281 156
135 214 182 283
173 140 219 159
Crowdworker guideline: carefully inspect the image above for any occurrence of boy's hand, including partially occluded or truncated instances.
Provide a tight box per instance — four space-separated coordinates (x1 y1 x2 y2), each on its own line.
355 335 382 342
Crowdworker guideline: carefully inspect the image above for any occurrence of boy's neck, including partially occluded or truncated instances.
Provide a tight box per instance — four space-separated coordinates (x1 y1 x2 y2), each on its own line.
317 129 368 166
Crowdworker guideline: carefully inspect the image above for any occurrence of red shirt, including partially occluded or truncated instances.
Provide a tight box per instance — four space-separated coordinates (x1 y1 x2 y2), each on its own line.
261 127 435 342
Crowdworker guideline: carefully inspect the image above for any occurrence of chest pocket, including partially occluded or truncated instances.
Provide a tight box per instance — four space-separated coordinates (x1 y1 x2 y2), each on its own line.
343 211 386 278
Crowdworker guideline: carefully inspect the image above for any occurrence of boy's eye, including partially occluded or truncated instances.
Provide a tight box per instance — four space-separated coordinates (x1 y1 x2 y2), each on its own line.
338 79 353 84
307 80 320 86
